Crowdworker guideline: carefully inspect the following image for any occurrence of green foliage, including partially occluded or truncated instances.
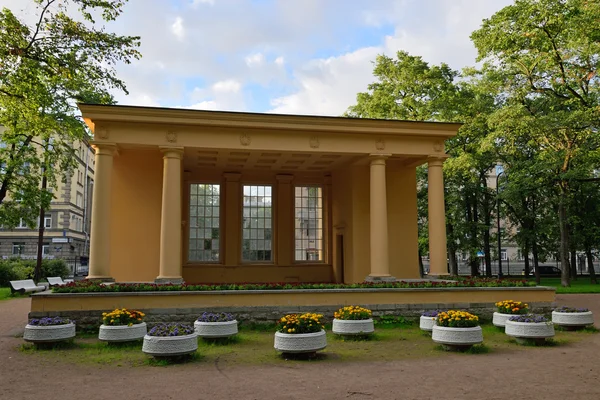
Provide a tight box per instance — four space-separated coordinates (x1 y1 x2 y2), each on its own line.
0 258 68 285
0 0 140 227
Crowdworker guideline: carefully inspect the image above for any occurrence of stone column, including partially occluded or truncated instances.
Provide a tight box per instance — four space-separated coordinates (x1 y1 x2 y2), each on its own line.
366 154 396 282
87 143 118 281
156 147 184 283
427 156 449 276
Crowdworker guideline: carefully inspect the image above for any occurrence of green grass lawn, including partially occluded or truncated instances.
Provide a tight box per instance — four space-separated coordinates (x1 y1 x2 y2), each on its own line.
535 277 600 294
17 322 595 367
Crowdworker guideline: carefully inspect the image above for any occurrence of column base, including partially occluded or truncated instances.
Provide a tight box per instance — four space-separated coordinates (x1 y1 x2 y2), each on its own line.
155 277 184 284
364 275 397 283
85 276 115 283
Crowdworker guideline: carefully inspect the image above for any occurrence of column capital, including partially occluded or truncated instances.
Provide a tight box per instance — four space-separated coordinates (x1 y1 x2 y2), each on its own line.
159 146 184 159
275 174 294 183
369 153 391 166
427 155 449 167
90 142 118 156
223 172 241 182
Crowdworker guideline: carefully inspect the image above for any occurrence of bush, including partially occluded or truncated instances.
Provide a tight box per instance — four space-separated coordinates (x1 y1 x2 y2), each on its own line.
41 259 69 279
0 261 21 286
0 258 69 286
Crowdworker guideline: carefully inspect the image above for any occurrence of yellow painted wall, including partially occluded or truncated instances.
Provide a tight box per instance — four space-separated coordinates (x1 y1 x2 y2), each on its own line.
350 165 371 283
387 161 420 279
183 264 331 283
110 149 163 281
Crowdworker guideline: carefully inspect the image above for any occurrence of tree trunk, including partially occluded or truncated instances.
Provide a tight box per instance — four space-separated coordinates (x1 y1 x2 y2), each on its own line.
34 172 47 283
570 251 578 280
447 223 458 276
532 241 541 285
558 192 571 287
586 247 597 284
523 240 530 277
418 246 424 277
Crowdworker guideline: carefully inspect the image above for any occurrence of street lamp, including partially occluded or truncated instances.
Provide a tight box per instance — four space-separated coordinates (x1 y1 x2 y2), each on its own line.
496 169 504 277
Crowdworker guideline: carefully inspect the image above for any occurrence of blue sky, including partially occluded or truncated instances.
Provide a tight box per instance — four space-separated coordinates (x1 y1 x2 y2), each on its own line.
2 0 514 115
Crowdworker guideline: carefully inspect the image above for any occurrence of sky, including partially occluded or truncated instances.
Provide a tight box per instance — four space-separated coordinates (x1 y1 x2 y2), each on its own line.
2 0 514 116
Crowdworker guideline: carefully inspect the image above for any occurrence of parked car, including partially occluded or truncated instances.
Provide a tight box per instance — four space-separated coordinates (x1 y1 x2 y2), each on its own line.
522 266 562 276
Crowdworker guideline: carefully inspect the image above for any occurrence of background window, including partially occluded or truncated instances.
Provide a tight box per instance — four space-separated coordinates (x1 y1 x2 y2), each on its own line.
500 249 508 261
12 243 25 255
44 214 52 228
294 186 323 261
188 184 220 262
242 185 272 262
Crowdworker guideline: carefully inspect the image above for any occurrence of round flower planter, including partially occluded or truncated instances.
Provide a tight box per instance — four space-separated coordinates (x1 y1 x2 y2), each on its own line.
194 320 238 338
332 318 374 336
505 320 555 345
274 330 327 354
431 325 483 351
419 316 436 332
98 322 147 342
552 311 594 329
23 323 76 343
142 333 198 357
492 312 515 328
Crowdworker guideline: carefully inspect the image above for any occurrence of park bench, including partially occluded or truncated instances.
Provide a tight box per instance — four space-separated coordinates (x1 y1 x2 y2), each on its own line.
9 279 46 295
47 277 74 287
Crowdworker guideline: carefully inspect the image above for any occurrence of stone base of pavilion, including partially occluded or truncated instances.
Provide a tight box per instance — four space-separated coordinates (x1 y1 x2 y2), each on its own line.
29 285 556 330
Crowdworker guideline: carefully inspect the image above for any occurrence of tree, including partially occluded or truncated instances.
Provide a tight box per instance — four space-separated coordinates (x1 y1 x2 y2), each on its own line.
0 0 140 280
471 0 600 286
0 0 140 222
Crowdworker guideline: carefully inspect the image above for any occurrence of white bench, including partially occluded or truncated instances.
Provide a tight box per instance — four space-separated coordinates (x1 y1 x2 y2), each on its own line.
47 277 74 287
9 279 46 294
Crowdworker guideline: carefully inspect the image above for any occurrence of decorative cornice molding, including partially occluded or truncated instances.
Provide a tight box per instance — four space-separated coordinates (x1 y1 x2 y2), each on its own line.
166 131 177 143
96 127 109 140
375 138 385 150
309 136 320 149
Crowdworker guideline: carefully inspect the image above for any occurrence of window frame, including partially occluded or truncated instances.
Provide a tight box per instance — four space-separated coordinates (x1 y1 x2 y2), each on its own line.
186 182 222 264
293 185 325 263
12 243 25 255
241 183 274 264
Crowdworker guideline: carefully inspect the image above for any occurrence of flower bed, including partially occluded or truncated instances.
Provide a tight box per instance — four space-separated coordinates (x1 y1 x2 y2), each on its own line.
552 306 594 329
493 300 529 328
52 278 536 293
332 306 374 336
274 313 327 353
142 323 198 357
99 308 147 342
194 312 238 338
431 311 482 351
505 315 554 345
419 310 441 332
24 317 75 343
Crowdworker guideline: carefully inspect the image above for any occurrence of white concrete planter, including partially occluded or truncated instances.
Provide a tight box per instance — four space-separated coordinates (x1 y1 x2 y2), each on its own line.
274 330 327 353
142 333 198 357
23 323 76 343
419 316 436 332
432 325 483 350
492 312 515 328
552 311 594 328
505 320 554 344
332 318 374 335
194 320 238 338
99 322 147 342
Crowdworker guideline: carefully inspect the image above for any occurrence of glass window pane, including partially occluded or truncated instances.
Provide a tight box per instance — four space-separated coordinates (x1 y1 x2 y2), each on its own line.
294 186 323 261
188 184 220 262
242 185 273 262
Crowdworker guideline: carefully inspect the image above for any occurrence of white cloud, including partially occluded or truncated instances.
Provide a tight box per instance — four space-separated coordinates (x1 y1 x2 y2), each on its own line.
245 53 265 67
212 79 241 93
171 17 185 41
275 56 285 66
191 0 215 7
184 100 218 110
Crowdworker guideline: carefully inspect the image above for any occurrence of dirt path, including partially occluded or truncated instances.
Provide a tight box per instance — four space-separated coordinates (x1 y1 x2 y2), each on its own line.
1 295 599 400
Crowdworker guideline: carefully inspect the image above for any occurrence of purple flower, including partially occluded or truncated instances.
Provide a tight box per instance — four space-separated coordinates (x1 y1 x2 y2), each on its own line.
421 310 442 318
147 323 194 337
28 317 72 326
554 306 589 313
196 312 235 322
508 314 549 323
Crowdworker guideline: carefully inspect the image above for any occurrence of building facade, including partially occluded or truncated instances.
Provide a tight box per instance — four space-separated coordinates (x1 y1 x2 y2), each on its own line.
79 104 460 283
0 125 95 267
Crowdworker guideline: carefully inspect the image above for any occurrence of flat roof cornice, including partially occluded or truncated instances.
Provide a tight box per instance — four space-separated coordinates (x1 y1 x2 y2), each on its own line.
78 104 461 138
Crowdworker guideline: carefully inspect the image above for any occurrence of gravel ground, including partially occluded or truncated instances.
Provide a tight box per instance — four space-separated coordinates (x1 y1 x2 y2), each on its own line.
1 294 599 400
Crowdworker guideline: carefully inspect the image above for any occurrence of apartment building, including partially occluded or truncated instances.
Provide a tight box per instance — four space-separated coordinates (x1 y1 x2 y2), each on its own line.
0 125 94 265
